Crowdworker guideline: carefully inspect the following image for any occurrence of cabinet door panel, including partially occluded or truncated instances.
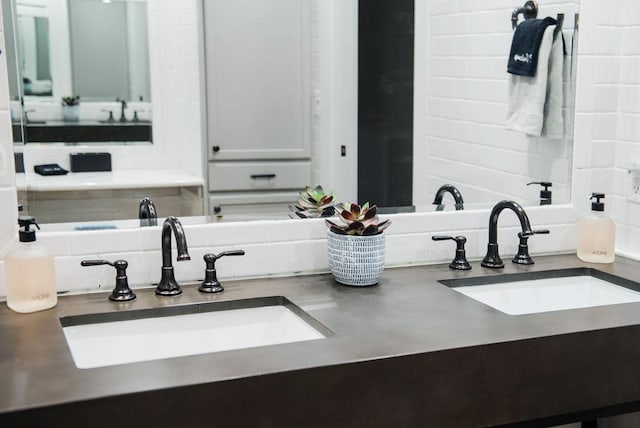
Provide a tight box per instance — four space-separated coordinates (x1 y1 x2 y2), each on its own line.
204 0 311 160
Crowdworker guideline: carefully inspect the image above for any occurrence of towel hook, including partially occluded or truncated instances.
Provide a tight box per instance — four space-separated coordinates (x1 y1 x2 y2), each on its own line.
512 0 539 30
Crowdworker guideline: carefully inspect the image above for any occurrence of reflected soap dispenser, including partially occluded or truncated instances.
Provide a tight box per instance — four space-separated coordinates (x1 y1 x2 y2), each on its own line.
577 193 615 264
5 216 57 313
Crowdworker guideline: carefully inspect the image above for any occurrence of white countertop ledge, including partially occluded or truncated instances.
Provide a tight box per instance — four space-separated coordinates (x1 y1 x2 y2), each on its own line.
16 169 204 192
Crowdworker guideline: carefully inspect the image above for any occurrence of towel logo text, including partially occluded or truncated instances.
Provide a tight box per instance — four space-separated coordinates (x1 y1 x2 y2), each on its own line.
513 53 533 64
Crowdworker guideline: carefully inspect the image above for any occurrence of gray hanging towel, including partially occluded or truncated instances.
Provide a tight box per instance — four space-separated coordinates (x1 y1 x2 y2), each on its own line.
508 17 556 76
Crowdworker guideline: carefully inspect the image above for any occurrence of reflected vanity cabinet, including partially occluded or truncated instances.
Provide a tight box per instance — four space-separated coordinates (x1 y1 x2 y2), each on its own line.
204 0 312 216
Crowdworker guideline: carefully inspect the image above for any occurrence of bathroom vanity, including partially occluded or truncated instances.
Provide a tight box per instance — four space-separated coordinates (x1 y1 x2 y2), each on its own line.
1 254 640 427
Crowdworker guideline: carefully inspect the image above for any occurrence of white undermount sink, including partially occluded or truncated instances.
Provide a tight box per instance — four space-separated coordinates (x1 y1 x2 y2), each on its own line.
440 268 640 315
61 296 331 369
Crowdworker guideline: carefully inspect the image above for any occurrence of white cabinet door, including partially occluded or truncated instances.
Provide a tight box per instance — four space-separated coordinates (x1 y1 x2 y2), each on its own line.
204 0 311 161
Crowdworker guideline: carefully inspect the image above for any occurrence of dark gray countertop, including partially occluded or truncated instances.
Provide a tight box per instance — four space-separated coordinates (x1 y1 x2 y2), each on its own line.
2 254 640 427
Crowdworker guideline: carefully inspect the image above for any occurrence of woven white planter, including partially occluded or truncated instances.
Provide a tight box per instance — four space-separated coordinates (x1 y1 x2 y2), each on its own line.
326 230 386 286
62 105 79 122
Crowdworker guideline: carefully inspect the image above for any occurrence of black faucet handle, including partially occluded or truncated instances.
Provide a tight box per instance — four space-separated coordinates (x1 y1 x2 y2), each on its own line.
219 250 246 258
432 236 471 270
200 250 245 293
101 109 115 122
519 229 550 238
513 229 549 265
81 259 136 302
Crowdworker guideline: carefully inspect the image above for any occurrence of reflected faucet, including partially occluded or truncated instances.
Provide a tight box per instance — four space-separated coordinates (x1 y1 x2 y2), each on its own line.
432 184 464 211
481 200 532 269
156 216 191 296
117 98 127 122
139 197 157 227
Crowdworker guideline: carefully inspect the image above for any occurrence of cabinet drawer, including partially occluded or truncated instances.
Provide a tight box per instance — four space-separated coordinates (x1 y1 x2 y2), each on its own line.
208 161 311 191
208 193 297 220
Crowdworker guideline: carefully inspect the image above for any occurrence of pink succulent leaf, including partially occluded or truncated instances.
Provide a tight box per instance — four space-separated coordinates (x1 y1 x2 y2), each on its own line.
360 216 379 229
363 205 377 220
377 219 391 233
325 219 342 229
350 204 361 218
320 195 335 205
340 209 356 222
346 221 365 232
361 225 380 236
330 225 347 235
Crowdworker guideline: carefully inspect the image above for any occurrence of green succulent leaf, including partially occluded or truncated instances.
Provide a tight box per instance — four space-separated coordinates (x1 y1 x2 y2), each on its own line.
290 185 336 218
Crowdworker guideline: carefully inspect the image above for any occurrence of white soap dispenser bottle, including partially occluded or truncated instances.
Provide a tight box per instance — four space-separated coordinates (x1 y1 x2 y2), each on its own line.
577 193 615 263
5 216 57 313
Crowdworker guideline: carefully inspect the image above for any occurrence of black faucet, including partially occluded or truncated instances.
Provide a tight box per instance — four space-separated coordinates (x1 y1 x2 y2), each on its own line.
481 200 533 268
117 98 127 122
156 216 190 296
139 197 157 227
432 184 464 211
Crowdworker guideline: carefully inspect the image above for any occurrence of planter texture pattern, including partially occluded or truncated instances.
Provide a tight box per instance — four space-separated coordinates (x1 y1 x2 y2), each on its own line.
327 230 385 286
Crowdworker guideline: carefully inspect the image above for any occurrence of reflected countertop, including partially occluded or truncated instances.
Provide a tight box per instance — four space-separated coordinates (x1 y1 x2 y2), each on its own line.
2 255 640 426
17 169 204 192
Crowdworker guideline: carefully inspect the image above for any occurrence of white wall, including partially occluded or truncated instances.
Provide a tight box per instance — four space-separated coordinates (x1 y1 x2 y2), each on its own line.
0 0 637 297
309 0 357 202
574 0 640 258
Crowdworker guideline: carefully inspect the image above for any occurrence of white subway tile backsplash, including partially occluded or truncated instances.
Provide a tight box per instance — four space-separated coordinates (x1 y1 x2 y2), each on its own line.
591 85 619 113
0 111 13 188
234 242 297 278
55 255 100 293
69 229 142 256
0 34 9 111
594 26 623 56
622 27 640 56
292 239 328 273
589 141 617 168
0 262 5 297
618 57 640 85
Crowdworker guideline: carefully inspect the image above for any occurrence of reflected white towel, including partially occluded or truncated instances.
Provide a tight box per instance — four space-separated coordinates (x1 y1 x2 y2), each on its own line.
541 29 564 138
506 25 564 138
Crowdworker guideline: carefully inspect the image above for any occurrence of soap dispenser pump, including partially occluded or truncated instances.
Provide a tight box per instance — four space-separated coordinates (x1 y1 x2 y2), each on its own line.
577 193 615 263
5 216 57 313
527 182 552 205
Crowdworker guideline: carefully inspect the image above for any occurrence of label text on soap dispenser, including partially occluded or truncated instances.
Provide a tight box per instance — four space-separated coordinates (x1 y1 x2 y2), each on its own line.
32 293 51 301
592 250 608 256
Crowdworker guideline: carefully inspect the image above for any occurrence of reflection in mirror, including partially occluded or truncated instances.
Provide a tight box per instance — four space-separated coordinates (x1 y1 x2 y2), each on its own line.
423 0 579 208
8 0 580 232
17 14 51 96
11 0 152 143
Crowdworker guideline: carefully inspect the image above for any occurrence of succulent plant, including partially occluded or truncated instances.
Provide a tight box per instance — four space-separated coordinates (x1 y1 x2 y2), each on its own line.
325 202 391 236
289 185 336 219
61 95 80 106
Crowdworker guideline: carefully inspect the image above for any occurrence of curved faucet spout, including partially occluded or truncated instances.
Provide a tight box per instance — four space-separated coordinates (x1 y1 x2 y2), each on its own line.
156 216 190 296
482 200 532 268
432 184 464 211
487 200 532 244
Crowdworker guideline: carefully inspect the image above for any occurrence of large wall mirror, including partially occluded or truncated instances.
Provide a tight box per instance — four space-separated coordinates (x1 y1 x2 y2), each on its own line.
7 0 580 231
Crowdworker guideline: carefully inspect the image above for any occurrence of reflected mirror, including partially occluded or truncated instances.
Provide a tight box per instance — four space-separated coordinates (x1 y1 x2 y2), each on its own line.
10 0 152 144
7 0 579 230
17 14 51 96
